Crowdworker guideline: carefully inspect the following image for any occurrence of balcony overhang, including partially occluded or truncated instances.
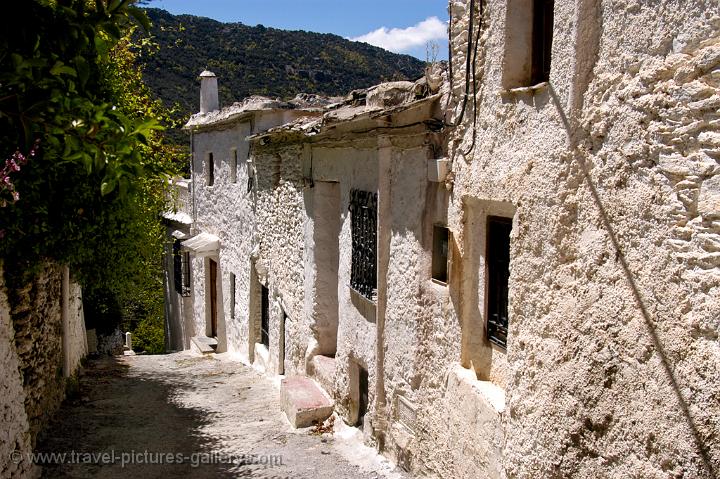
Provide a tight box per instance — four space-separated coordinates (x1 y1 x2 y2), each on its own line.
182 232 220 257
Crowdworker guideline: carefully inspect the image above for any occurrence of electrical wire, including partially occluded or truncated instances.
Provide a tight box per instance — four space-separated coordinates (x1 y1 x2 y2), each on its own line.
448 0 475 128
463 0 484 157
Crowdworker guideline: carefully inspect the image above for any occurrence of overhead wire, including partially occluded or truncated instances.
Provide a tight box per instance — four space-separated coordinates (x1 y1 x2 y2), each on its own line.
447 0 475 127
462 0 484 157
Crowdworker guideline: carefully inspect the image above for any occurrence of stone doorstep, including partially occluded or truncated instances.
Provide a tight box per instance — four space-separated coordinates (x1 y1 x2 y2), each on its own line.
280 376 334 428
311 354 336 396
190 336 218 355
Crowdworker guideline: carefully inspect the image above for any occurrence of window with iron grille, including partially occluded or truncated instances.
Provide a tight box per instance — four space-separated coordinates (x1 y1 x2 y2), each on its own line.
349 189 377 300
173 239 191 297
260 284 270 348
486 217 512 348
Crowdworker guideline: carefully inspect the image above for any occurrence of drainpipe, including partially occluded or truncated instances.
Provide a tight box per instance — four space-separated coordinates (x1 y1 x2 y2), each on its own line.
61 265 71 377
375 136 393 450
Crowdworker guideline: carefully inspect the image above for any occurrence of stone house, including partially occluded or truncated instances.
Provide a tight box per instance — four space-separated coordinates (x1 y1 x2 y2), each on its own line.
441 0 719 478
166 0 720 477
168 70 332 358
246 78 447 443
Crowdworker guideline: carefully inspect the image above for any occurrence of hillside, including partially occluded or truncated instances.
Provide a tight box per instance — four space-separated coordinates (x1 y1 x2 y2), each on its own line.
138 8 427 120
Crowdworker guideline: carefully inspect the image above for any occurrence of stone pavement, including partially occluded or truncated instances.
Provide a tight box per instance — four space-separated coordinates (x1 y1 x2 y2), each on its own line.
36 352 410 479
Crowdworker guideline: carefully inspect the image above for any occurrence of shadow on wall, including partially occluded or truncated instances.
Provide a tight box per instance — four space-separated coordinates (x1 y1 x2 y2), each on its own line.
547 83 717 478
35 357 244 478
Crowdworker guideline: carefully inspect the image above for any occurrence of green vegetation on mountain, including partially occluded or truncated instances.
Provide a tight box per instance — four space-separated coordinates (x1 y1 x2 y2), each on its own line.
139 8 427 119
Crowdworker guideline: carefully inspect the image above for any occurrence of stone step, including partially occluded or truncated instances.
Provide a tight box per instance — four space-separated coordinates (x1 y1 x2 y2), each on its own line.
280 376 334 428
190 336 218 355
311 355 336 396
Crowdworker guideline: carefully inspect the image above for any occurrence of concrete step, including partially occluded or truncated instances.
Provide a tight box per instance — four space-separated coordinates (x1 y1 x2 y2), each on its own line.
190 336 218 355
280 376 334 428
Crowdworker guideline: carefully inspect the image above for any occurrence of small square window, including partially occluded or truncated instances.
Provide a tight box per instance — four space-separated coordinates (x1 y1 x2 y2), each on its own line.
230 149 238 184
207 152 214 186
432 226 449 283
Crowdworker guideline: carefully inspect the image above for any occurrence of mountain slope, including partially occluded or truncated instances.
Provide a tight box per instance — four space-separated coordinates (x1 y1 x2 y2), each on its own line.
139 8 427 119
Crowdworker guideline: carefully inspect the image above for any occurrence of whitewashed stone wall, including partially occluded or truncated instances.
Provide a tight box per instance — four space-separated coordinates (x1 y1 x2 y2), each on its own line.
309 144 380 425
444 0 720 478
0 261 87 478
190 120 253 356
0 264 36 479
7 264 66 446
188 110 312 361
253 142 307 375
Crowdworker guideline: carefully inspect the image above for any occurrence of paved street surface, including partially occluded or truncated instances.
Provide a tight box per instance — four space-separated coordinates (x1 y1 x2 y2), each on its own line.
36 352 410 479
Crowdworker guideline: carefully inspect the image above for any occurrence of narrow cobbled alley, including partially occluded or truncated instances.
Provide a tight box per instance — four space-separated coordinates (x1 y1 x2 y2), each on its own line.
36 353 409 479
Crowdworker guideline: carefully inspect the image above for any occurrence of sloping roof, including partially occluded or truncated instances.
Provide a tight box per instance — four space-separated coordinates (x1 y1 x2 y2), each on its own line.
162 211 193 225
184 94 338 130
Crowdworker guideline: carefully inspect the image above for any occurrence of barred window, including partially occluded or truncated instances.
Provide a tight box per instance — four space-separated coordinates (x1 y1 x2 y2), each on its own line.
349 189 377 300
486 217 512 348
173 239 191 297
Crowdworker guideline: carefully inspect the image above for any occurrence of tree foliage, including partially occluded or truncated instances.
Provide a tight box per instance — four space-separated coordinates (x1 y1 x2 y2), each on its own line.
0 0 182 352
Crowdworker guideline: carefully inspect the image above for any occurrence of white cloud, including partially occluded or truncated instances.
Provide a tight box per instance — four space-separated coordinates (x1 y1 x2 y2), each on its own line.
351 17 447 54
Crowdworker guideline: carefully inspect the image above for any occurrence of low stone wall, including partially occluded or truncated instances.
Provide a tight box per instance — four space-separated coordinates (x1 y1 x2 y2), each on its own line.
0 261 88 478
8 263 66 447
0 263 36 478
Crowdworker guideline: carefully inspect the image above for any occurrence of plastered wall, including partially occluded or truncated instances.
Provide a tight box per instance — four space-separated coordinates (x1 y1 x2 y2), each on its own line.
446 0 720 477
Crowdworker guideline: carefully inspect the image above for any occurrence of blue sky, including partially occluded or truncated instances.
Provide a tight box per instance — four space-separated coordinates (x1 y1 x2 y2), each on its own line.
144 0 449 60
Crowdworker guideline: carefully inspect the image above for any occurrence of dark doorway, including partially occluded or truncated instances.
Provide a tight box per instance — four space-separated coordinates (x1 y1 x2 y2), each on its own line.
260 284 270 349
209 259 218 338
358 365 369 427
279 311 287 375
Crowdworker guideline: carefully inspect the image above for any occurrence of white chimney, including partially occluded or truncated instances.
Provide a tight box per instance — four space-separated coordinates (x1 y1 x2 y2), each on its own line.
199 70 219 113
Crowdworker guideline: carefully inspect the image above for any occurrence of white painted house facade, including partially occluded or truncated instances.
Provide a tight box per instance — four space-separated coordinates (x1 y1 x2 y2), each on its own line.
164 1 720 477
